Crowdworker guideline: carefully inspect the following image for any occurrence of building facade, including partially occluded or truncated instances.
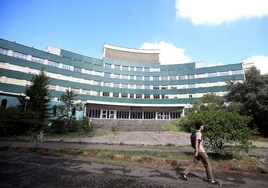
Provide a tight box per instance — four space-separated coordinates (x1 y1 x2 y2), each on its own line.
0 39 245 120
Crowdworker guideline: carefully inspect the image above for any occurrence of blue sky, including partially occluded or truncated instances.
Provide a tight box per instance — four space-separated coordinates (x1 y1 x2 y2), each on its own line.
1 0 268 74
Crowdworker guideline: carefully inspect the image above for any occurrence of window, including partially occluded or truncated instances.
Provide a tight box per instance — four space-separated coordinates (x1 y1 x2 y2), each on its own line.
122 74 128 79
103 92 110 97
130 94 134 98
152 68 160 72
188 84 195 89
122 84 128 88
220 71 229 76
113 83 119 88
161 76 168 81
153 86 159 90
130 66 135 71
104 72 111 78
114 74 120 79
144 76 150 81
93 80 100 85
74 66 82 72
136 67 142 72
122 93 128 98
188 75 194 79
62 64 72 70
232 70 243 75
105 63 111 69
161 86 168 90
144 67 150 72
136 94 142 98
153 94 160 99
103 82 110 87
130 75 135 80
136 76 142 80
0 48 8 55
13 51 27 59
170 76 177 80
144 85 150 89
136 84 142 89
153 76 159 81
122 66 128 71
113 93 119 98
1 99 7 108
178 75 185 80
32 57 44 64
114 65 120 70
129 84 135 89
144 94 150 99
72 107 76 116
48 60 59 68
208 73 218 77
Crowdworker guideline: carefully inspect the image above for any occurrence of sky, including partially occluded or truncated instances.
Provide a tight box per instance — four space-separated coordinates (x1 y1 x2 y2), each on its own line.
0 0 268 74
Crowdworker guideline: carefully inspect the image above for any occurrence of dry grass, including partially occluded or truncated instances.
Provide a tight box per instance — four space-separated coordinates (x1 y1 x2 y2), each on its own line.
2 146 267 174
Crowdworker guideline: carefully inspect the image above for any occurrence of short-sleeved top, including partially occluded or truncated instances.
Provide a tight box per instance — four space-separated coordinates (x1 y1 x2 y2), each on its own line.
196 131 205 152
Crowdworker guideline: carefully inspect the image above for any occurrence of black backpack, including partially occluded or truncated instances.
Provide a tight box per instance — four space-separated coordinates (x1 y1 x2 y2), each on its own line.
190 130 202 149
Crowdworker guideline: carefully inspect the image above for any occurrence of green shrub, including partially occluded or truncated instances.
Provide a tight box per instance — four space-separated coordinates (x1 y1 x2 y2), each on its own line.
50 119 66 134
0 107 41 136
81 117 93 132
179 107 252 156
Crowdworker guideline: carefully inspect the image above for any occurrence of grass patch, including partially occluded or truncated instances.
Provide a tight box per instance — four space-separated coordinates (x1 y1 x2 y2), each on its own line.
3 146 267 174
55 148 267 173
161 120 181 132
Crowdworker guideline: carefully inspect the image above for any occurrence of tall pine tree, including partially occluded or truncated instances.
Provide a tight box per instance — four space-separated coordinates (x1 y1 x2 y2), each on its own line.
21 68 51 122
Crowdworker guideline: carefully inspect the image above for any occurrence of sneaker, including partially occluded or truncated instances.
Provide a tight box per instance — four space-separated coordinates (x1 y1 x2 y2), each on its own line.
181 173 187 181
209 180 216 184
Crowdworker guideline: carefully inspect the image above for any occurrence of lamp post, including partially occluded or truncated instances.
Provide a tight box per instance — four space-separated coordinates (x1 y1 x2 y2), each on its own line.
24 96 30 111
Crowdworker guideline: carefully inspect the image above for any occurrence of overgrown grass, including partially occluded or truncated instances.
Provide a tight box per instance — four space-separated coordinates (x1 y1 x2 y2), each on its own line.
56 148 267 173
2 145 267 174
161 120 182 132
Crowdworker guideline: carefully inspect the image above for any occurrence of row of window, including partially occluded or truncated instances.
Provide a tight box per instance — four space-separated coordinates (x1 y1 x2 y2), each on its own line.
87 109 181 119
0 48 244 84
104 63 157 72
103 71 243 81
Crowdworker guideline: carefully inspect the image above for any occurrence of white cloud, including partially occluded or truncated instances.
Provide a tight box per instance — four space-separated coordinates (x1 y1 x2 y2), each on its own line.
175 0 268 25
243 55 268 75
140 41 191 65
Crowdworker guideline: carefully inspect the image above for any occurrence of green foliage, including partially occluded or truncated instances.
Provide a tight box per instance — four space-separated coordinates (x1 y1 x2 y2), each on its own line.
227 66 268 137
19 68 51 122
57 90 81 121
50 117 93 134
111 123 119 133
0 107 42 136
161 120 181 132
178 93 252 156
81 117 93 132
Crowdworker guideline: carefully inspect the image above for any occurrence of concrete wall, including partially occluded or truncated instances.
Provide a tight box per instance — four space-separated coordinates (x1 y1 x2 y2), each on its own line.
91 118 172 132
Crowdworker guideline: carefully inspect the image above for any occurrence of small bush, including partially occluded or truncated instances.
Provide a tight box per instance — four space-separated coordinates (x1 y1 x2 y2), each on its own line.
50 119 66 134
0 107 41 136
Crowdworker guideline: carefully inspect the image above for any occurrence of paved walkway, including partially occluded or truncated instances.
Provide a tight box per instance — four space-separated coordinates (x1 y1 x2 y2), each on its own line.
49 132 191 146
47 131 267 148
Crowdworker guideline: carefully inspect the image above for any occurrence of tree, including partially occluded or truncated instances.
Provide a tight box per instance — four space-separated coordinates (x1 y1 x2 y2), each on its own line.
179 93 252 156
227 67 268 137
57 89 81 129
20 68 51 122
